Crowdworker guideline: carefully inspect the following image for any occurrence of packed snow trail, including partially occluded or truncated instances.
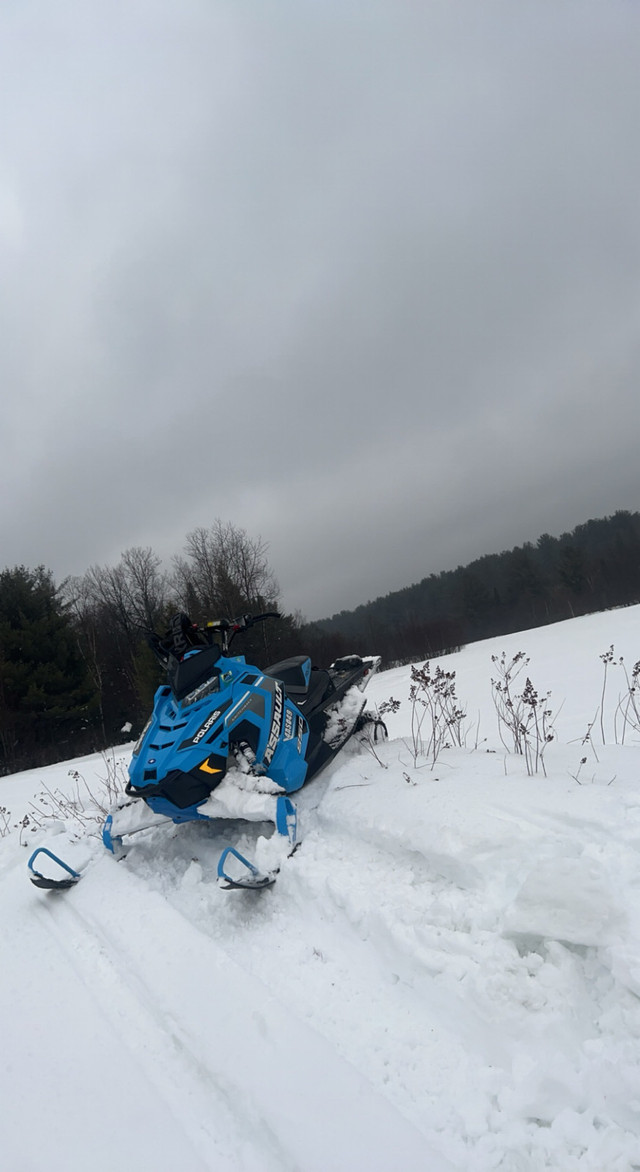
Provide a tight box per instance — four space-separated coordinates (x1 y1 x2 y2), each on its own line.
2 862 220 1172
3 842 452 1172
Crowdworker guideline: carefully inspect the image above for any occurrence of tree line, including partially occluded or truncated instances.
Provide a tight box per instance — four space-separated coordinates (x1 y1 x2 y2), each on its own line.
315 509 640 664
1 510 639 774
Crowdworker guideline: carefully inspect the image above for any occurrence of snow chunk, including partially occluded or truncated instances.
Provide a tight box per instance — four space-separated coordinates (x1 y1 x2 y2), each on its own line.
323 686 365 746
503 856 623 947
198 769 282 823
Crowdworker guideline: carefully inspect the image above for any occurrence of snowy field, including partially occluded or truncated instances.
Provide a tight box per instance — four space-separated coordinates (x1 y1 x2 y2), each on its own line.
2 606 640 1171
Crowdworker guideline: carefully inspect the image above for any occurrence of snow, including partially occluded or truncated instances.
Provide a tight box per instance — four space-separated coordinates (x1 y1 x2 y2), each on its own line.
2 606 640 1170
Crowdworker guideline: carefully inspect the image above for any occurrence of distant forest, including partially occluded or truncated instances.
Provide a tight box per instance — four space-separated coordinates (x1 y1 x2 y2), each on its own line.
0 510 639 775
310 509 640 665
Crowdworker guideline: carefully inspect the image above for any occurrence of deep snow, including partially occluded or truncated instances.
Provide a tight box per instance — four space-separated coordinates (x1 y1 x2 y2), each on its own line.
2 606 640 1170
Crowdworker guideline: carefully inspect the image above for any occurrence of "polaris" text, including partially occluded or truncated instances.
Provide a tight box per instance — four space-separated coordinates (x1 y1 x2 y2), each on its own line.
192 710 221 744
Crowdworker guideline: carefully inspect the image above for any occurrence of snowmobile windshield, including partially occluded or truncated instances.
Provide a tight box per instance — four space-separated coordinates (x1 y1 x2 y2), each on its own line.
168 645 222 703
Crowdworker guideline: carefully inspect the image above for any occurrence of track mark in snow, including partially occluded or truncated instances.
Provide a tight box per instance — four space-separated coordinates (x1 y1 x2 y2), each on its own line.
36 890 276 1172
44 855 453 1172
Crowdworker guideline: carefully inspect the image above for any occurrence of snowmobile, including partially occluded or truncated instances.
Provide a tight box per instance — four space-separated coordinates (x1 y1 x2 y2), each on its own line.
29 611 382 891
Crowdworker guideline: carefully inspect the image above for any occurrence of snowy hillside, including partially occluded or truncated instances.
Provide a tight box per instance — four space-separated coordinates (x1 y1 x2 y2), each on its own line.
2 607 640 1171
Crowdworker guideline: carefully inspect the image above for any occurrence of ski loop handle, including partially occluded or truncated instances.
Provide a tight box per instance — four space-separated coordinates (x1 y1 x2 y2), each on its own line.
28 847 82 889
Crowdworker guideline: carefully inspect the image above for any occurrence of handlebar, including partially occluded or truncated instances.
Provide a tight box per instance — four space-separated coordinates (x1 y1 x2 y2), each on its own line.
147 610 281 665
205 611 281 650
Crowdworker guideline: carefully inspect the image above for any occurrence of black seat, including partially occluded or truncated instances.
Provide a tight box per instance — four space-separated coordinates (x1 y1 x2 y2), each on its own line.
263 656 311 695
264 657 333 713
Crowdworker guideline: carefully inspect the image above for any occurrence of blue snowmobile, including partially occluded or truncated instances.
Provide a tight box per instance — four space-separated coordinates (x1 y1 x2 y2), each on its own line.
29 612 382 890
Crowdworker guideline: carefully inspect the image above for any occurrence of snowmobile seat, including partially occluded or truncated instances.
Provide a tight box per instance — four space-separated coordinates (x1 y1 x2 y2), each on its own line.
264 656 310 694
264 657 333 712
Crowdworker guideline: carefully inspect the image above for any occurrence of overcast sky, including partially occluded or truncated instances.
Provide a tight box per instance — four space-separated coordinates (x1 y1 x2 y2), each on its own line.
1 1 639 620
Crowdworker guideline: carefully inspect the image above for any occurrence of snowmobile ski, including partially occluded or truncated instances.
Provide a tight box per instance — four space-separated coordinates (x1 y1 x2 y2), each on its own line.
102 812 122 854
217 795 297 890
217 846 277 890
275 794 298 845
28 847 82 890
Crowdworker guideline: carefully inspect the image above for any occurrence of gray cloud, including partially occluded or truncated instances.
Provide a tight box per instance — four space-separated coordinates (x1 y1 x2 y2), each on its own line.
1 0 639 618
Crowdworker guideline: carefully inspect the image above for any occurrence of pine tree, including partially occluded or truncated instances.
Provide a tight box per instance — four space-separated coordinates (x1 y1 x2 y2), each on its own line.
0 566 98 772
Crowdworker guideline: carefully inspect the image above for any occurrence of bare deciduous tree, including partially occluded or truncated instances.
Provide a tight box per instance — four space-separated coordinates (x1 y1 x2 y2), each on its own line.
84 547 167 638
63 549 169 743
61 574 107 745
172 521 278 620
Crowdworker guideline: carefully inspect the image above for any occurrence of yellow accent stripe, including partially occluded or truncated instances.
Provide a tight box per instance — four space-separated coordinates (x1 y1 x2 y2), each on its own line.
199 760 222 775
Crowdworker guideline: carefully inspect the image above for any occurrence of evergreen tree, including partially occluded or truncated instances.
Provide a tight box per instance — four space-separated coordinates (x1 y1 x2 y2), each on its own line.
0 566 98 772
557 543 588 597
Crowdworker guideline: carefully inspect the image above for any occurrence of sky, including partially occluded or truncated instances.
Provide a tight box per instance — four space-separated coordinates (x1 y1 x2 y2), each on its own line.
1 0 640 621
